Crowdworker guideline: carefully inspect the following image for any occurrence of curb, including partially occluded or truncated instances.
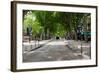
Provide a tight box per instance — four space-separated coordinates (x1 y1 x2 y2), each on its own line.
29 39 53 52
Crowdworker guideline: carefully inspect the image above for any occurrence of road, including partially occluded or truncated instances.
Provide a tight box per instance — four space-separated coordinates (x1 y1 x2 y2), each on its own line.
23 39 90 63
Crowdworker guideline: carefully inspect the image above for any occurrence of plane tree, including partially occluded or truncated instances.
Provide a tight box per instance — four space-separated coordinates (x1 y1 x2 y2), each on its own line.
23 10 90 41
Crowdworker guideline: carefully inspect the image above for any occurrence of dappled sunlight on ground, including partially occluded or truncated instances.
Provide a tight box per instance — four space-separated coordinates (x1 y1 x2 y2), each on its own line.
23 39 91 63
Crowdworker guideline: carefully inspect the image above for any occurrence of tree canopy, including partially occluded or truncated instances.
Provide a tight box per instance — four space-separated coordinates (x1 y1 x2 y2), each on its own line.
23 10 91 40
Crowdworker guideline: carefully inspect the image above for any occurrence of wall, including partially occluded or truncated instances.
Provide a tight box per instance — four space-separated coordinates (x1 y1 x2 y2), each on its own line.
0 0 99 73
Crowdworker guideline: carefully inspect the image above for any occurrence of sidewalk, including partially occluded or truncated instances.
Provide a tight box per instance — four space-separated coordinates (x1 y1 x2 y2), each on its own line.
66 40 91 59
23 39 52 53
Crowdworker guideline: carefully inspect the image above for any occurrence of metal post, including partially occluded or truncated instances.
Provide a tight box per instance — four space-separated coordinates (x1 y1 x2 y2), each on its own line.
81 32 83 55
80 26 83 55
81 42 82 55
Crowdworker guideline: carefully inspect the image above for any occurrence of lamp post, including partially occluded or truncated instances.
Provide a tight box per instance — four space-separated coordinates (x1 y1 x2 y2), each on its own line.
77 24 83 55
80 24 83 55
28 26 32 50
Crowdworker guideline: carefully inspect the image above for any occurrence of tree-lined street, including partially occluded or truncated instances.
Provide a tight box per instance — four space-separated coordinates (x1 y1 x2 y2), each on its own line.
23 10 91 62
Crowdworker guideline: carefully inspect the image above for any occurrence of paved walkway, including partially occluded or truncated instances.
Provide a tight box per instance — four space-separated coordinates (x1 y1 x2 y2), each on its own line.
23 39 91 62
23 39 52 53
66 40 91 59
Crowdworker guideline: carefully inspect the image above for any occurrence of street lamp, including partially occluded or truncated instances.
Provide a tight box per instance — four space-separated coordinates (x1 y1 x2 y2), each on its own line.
80 24 83 55
77 24 83 55
28 26 33 50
